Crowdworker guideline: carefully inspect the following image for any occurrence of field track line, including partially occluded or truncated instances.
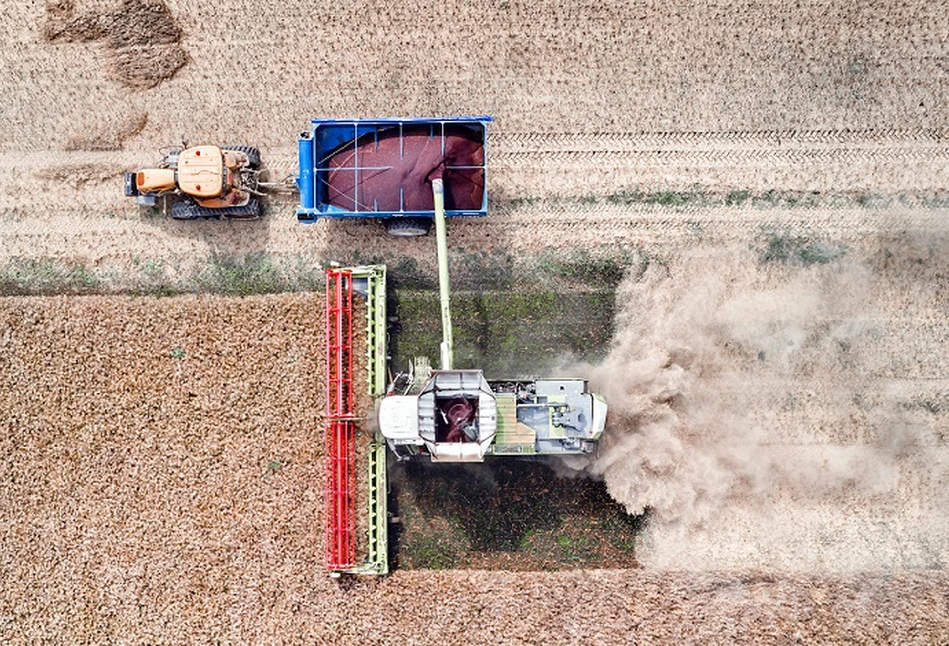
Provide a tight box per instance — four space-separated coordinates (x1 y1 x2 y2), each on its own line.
493 129 949 151
5 127 947 182
487 204 949 232
492 147 949 167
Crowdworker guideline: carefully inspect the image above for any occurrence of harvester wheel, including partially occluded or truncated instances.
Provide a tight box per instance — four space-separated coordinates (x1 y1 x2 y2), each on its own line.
384 217 431 237
224 145 261 169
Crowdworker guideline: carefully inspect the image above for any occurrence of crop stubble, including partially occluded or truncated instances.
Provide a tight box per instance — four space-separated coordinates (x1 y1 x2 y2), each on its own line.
5 0 948 152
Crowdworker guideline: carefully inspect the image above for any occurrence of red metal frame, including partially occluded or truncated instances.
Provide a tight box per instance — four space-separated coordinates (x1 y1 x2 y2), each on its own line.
325 268 355 571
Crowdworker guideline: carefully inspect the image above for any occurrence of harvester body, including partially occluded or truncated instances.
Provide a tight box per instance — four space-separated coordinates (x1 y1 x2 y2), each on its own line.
379 369 607 462
314 116 606 577
124 144 262 219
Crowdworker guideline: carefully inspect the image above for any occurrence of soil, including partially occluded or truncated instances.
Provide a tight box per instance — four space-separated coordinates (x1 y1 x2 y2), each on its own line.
2 0 949 641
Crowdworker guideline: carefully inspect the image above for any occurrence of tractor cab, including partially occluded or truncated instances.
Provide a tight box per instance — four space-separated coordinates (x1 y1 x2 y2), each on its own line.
176 145 226 198
176 145 252 208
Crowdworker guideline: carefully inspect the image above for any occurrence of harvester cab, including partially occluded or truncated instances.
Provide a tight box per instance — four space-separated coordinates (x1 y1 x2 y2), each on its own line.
380 370 498 462
124 144 262 220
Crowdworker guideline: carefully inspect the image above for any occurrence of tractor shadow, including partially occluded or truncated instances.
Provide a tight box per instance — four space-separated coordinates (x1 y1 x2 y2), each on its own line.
139 194 280 253
134 195 295 295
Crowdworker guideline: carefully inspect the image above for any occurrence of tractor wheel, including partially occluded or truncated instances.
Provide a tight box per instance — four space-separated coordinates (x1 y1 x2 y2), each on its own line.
224 145 261 169
220 198 261 220
169 199 261 220
169 199 204 220
384 217 431 237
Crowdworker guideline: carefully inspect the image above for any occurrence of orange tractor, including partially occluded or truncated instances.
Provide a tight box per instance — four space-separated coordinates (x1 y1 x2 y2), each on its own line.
124 144 262 219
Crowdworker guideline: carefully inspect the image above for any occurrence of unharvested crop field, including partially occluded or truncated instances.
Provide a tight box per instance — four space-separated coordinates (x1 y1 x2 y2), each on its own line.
1 295 948 642
2 0 949 642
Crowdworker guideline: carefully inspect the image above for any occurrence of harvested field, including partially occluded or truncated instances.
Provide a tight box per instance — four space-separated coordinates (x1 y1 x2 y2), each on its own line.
390 459 644 571
7 0 949 154
41 0 187 90
2 0 948 280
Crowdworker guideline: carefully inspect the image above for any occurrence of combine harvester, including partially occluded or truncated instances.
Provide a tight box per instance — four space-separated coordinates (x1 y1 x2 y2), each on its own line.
303 117 608 576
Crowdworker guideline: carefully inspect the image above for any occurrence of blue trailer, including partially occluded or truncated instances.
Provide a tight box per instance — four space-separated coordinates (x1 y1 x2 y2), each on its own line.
296 116 492 236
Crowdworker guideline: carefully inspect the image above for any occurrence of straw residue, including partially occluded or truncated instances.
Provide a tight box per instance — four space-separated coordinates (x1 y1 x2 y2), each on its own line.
42 0 187 89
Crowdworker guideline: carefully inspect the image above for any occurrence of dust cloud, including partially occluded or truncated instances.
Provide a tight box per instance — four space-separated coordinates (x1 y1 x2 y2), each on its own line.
567 242 942 543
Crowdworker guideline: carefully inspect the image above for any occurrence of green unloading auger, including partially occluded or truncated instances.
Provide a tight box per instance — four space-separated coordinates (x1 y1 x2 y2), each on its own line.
430 173 453 370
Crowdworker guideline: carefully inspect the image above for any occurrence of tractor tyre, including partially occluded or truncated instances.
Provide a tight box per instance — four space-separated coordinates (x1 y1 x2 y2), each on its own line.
220 198 262 220
171 198 262 220
224 145 261 169
384 217 431 237
169 199 204 220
